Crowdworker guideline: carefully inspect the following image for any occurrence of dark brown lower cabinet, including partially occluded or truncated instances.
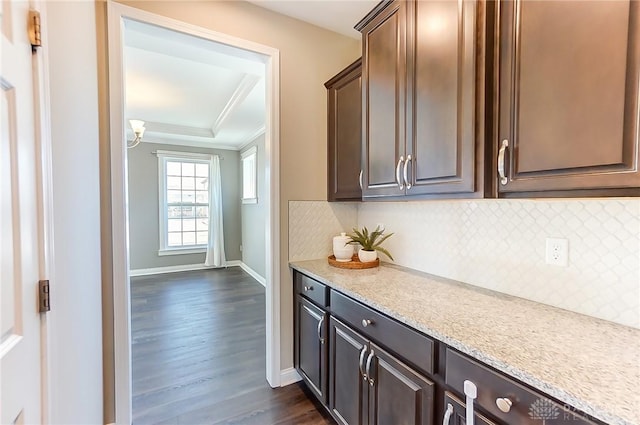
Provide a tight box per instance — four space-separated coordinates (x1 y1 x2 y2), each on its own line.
329 317 435 425
328 316 368 425
295 296 328 403
294 272 605 425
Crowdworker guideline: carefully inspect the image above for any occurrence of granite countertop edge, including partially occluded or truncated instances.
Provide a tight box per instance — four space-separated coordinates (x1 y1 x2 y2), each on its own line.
289 260 640 425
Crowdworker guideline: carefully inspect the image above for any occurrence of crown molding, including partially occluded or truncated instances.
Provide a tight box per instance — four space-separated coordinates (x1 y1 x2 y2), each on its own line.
212 74 260 137
238 126 266 151
141 136 239 151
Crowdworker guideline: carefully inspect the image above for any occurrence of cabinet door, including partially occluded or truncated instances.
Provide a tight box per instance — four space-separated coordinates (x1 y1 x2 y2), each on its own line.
360 0 408 198
295 297 328 403
368 343 435 425
442 392 498 425
327 59 362 201
408 0 480 195
329 317 369 425
497 0 640 195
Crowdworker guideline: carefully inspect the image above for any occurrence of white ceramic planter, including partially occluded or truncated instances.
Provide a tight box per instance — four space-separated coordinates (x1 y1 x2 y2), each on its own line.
358 248 377 263
333 232 354 262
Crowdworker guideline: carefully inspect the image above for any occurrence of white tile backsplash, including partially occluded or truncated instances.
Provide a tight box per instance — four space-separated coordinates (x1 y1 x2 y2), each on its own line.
289 201 358 262
289 198 640 329
358 199 640 329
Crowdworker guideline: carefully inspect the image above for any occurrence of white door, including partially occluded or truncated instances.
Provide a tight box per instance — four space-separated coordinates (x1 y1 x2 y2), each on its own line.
1 1 47 424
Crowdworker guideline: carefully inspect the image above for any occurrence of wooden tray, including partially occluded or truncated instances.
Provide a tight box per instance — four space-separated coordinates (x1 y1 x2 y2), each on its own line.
328 254 379 269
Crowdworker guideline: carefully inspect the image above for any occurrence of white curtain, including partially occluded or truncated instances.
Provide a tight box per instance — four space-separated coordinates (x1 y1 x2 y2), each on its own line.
204 155 226 267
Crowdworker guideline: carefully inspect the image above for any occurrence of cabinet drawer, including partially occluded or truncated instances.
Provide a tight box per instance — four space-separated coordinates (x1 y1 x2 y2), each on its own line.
330 290 434 375
445 349 598 425
443 391 497 425
295 272 328 307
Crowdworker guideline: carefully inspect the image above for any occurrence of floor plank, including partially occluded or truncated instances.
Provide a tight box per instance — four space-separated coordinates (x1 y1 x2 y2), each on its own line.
131 268 334 425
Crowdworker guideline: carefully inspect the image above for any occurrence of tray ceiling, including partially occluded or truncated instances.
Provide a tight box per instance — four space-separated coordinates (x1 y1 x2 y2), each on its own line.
123 18 266 151
123 1 377 150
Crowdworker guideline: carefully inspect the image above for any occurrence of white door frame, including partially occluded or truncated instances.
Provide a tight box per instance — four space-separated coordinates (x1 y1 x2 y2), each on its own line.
106 3 281 423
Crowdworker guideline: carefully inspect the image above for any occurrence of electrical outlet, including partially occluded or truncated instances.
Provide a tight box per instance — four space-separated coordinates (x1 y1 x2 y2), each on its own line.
545 238 569 267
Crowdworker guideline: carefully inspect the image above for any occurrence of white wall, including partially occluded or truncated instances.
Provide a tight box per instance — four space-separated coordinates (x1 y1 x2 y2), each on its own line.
240 135 266 279
46 1 103 423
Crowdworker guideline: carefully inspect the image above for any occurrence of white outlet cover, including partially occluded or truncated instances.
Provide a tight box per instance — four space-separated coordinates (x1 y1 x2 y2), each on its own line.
545 237 569 267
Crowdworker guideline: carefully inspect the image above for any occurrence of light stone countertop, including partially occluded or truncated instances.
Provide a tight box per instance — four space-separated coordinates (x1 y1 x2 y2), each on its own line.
290 259 640 425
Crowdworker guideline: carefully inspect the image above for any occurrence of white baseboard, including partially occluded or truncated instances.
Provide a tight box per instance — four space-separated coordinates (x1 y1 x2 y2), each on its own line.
129 263 214 277
280 367 301 386
237 262 267 287
130 260 242 277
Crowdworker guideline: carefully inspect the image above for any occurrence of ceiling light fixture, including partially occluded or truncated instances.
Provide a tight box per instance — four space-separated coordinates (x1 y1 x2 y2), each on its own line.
128 119 146 148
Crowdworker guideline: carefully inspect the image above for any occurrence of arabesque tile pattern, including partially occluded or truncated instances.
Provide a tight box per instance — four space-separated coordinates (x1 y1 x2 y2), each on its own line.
289 199 640 329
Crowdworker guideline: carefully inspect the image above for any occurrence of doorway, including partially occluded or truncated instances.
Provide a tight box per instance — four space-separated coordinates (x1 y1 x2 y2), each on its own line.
107 3 281 423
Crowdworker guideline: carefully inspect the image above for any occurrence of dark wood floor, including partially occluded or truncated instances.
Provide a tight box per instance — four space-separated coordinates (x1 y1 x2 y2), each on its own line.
131 268 334 424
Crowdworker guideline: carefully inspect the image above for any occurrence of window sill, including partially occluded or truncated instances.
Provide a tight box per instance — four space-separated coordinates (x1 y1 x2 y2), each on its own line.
158 247 206 256
242 198 258 204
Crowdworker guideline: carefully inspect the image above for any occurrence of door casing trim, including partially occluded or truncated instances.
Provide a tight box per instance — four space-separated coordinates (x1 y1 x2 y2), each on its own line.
106 3 281 423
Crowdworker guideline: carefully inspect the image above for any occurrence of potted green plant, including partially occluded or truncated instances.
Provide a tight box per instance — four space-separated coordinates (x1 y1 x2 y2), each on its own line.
347 225 394 263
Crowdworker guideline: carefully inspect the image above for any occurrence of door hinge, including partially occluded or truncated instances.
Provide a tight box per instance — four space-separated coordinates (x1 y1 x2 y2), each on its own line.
28 10 42 50
39 280 50 313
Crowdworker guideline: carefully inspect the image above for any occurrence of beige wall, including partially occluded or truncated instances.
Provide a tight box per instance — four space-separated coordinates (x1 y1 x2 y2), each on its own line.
115 0 361 370
97 1 360 420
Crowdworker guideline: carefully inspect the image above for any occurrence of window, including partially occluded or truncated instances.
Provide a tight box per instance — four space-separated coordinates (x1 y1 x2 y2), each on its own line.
241 146 257 204
157 151 212 255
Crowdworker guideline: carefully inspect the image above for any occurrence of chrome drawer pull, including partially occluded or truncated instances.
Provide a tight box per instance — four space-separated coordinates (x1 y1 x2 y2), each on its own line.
403 154 412 190
442 403 454 425
359 346 368 380
361 319 373 327
359 169 363 190
496 397 512 413
317 316 325 344
366 350 375 386
303 285 313 291
396 156 405 190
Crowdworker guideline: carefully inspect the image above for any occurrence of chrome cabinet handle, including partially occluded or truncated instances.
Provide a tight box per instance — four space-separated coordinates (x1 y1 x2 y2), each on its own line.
442 403 454 425
303 285 313 291
361 319 372 327
359 346 368 380
317 316 325 344
359 169 363 190
497 139 509 185
496 397 513 413
365 350 375 386
395 156 405 190
403 154 412 190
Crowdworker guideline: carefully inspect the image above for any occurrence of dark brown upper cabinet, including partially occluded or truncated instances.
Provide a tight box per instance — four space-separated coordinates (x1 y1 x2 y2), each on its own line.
495 0 640 196
356 0 490 199
326 59 363 201
357 0 408 199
